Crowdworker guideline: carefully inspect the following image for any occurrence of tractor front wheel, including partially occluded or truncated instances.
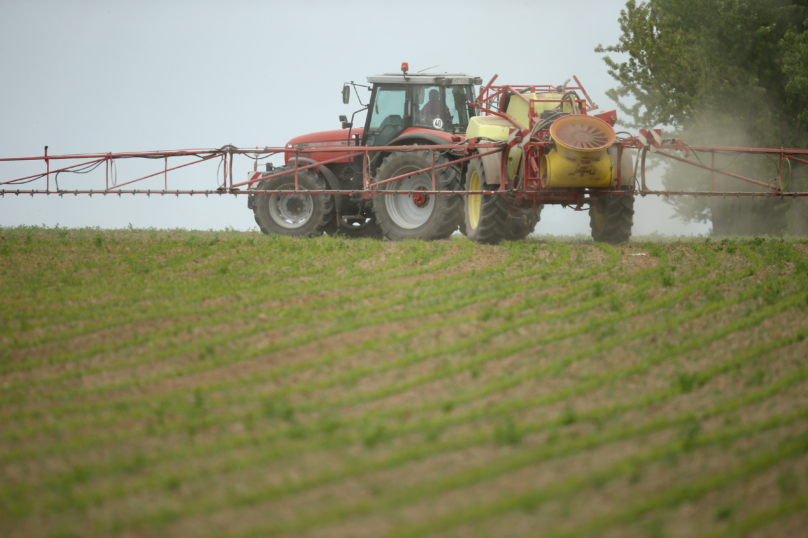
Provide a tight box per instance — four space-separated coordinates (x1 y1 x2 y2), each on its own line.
253 167 334 237
372 150 463 240
589 194 634 244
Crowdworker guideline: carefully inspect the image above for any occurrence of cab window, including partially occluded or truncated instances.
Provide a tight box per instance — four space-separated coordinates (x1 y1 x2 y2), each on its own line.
369 86 406 129
367 86 406 147
414 85 444 129
446 86 475 128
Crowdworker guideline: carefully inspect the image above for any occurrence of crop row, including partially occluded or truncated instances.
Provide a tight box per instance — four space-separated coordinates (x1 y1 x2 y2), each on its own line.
3 245 804 528
1 231 805 538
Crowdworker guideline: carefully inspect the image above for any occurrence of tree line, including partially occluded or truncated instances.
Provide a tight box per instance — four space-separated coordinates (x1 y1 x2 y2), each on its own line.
598 0 808 235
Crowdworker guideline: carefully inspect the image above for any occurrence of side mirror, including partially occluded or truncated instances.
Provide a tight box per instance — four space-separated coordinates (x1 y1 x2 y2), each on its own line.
342 84 350 104
339 115 352 129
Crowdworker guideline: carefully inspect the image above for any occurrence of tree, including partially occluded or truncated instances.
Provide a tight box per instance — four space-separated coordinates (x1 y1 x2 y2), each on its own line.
783 17 808 124
597 0 808 235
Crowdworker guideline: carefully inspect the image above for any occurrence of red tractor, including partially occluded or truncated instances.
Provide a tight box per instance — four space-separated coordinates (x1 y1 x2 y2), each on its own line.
248 65 483 240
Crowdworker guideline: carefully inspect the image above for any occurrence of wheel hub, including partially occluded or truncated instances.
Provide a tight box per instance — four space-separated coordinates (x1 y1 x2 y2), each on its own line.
384 170 437 230
284 196 305 215
267 183 314 229
412 187 429 207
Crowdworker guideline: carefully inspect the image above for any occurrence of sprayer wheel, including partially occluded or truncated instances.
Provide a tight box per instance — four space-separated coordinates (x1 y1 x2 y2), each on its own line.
252 167 334 237
464 157 512 245
372 150 463 241
505 206 542 241
589 193 634 244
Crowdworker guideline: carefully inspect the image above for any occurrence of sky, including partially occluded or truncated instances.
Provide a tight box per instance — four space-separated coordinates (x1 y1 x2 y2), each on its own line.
0 0 711 236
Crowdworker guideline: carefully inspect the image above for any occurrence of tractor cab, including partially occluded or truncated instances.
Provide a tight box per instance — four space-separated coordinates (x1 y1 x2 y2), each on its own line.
264 65 483 240
345 66 482 148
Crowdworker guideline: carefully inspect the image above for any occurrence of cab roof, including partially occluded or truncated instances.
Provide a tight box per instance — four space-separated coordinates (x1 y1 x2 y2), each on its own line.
366 73 482 85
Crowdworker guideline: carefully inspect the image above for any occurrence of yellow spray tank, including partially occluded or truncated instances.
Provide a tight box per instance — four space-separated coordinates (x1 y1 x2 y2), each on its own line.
506 92 577 129
540 115 616 188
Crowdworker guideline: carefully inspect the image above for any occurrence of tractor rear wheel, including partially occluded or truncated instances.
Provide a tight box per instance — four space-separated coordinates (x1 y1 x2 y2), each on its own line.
589 193 634 244
372 150 463 240
253 167 334 237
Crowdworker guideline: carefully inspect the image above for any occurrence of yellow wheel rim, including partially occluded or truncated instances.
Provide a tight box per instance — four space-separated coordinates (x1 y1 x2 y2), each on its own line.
468 171 481 230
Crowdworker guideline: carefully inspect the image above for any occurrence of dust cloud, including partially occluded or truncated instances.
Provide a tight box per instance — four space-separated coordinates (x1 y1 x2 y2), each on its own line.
656 109 806 236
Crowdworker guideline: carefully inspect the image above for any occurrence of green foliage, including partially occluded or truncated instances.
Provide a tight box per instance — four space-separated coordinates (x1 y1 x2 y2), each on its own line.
598 0 807 141
264 397 295 422
494 416 522 445
680 417 702 450
362 420 386 448
762 282 784 304
598 1 808 234
715 504 736 520
776 470 800 493
318 413 342 436
676 371 703 393
746 368 767 387
559 406 578 426
782 18 808 123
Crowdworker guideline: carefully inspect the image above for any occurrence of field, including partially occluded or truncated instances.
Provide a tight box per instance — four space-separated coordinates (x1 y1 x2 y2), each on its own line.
1 227 808 538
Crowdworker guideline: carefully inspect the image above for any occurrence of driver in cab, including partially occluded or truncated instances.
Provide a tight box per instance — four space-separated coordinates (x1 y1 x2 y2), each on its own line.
417 89 442 125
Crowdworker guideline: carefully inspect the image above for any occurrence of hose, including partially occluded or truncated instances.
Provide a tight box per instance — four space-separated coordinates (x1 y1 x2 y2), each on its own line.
54 160 105 191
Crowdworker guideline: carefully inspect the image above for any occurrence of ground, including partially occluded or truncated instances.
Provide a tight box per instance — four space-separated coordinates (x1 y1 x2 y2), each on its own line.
1 227 807 538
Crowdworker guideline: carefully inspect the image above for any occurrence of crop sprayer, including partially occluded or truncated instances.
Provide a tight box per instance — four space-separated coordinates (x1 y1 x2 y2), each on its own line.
3 63 807 243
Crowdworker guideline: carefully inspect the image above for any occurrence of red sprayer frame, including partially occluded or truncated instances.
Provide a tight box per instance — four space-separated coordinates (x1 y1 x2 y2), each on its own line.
2 143 807 205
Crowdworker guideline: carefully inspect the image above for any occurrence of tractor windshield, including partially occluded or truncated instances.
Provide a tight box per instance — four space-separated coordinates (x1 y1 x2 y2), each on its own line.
364 83 477 146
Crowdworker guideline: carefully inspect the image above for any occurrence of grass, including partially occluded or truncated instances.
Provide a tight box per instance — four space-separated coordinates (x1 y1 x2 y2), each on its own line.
1 227 807 538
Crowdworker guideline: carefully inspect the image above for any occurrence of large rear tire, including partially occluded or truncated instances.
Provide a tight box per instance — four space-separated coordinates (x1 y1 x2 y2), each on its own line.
372 150 463 240
589 194 634 244
253 167 334 237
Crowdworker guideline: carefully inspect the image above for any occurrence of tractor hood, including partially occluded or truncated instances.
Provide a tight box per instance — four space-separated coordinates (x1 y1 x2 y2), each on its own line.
286 129 364 150
285 128 364 165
